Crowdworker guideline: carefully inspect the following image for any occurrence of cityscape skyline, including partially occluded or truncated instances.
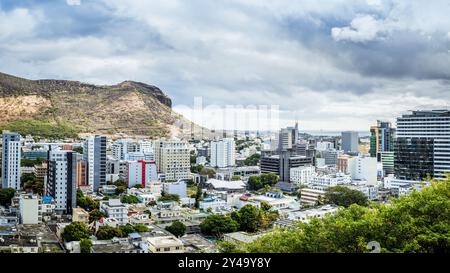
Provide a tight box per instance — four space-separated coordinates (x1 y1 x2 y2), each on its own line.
0 0 449 259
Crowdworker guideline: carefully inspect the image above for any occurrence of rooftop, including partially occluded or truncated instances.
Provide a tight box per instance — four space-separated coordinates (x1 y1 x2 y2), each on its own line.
205 179 246 190
146 236 183 247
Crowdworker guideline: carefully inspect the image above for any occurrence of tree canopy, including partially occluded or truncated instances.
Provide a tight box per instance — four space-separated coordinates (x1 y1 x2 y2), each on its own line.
247 173 279 191
165 221 186 238
0 188 16 206
61 222 91 242
121 195 140 204
223 179 450 253
76 190 99 211
200 214 239 238
79 238 92 253
158 193 181 202
324 186 368 207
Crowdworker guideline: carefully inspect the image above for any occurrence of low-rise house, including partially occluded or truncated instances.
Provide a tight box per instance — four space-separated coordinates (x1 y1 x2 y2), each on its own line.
199 196 228 211
92 237 147 253
0 236 39 253
299 188 326 206
203 179 246 193
223 231 266 244
274 182 299 193
238 192 297 211
146 236 184 253
72 208 89 224
163 180 187 198
17 224 64 253
181 234 216 253
285 205 339 223
151 209 184 225
101 185 117 196
100 199 129 225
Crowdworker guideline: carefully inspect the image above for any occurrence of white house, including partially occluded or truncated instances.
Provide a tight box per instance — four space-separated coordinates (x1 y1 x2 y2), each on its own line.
290 166 316 186
100 199 128 225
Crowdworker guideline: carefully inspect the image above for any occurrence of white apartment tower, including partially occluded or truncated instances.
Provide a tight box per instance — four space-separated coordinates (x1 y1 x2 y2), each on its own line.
1 131 21 190
154 140 190 181
210 138 235 168
47 149 79 213
83 135 107 192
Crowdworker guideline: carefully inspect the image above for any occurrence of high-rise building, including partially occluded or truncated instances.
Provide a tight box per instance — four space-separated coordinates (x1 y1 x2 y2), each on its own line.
1 131 21 190
83 136 107 191
47 149 80 213
261 152 313 182
278 123 299 151
126 160 158 188
348 155 378 185
154 140 190 181
395 110 450 180
322 148 342 166
341 131 359 154
76 160 87 187
112 139 153 160
210 138 235 168
112 139 132 160
380 151 395 176
370 120 396 161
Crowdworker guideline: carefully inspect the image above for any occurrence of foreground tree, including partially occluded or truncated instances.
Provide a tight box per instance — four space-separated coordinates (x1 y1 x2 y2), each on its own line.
324 186 368 207
96 225 124 240
121 195 140 204
237 205 261 232
0 188 16 206
133 224 150 233
80 238 93 253
200 215 239 238
88 209 105 223
224 178 450 253
158 193 181 202
61 222 91 242
166 221 186 237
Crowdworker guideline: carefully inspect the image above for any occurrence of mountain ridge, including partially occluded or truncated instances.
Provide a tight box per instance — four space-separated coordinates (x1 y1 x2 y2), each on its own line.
0 71 209 139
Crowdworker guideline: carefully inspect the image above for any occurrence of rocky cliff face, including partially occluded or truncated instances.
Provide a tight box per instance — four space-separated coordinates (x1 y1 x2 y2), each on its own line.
0 72 176 138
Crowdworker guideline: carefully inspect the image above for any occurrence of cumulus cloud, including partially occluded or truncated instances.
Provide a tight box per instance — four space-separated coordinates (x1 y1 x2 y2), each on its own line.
0 8 42 41
331 15 383 42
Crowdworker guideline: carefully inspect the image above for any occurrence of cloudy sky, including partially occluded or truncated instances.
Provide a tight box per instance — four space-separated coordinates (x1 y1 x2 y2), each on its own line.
1 0 450 131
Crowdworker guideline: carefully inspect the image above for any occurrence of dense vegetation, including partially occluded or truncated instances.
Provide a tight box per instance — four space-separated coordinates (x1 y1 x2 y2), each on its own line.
165 221 187 238
200 214 239 238
324 186 368 207
61 222 91 242
76 189 99 211
0 188 16 206
237 154 261 167
200 204 279 238
21 173 44 195
0 120 80 139
80 238 93 253
121 195 140 204
247 173 279 191
221 179 450 253
158 193 181 202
